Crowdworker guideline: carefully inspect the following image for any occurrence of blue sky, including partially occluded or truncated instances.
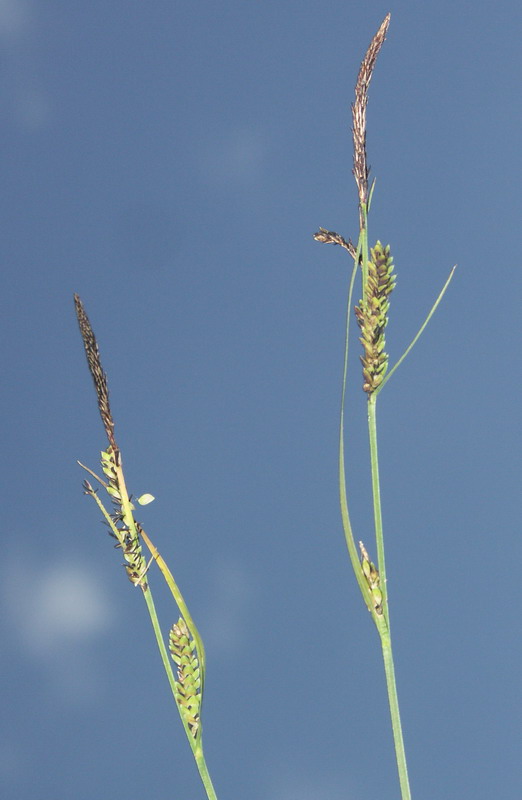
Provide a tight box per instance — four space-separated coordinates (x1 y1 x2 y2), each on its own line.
1 1 521 798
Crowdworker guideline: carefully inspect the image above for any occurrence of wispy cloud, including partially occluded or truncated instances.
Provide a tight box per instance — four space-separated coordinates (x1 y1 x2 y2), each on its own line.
2 557 114 657
1 556 117 704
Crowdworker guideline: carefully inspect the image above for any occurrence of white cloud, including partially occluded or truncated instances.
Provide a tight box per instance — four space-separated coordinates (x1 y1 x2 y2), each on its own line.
1 556 118 704
2 558 114 658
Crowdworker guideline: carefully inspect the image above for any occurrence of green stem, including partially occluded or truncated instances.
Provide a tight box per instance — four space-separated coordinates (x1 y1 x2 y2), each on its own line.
367 395 387 611
140 528 206 692
339 259 375 615
194 749 219 800
359 203 370 302
141 587 218 800
109 462 217 800
381 637 412 800
141 585 180 712
367 394 411 800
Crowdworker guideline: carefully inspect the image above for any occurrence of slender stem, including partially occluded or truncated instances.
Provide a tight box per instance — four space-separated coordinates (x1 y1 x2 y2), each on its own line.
111 463 218 800
141 587 218 800
367 395 387 611
359 204 370 303
141 585 180 711
381 637 412 800
194 749 219 800
139 528 206 691
339 258 375 614
368 394 411 800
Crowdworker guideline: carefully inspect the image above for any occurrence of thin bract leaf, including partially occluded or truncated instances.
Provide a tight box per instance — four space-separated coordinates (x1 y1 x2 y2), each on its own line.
375 265 456 395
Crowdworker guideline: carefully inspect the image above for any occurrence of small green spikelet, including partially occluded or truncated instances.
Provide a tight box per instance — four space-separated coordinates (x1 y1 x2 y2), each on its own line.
83 446 148 589
355 241 396 394
169 618 202 739
359 541 383 615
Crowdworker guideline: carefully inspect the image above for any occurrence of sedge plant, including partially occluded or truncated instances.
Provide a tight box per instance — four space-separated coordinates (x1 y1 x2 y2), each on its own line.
73 294 218 800
73 16 454 800
314 14 455 800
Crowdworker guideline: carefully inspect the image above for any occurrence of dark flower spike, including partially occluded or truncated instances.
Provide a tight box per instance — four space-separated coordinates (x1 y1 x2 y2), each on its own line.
74 294 118 453
313 228 358 260
352 13 390 222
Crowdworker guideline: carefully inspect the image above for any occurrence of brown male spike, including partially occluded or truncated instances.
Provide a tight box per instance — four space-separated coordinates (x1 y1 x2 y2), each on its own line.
74 293 118 452
352 13 390 225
